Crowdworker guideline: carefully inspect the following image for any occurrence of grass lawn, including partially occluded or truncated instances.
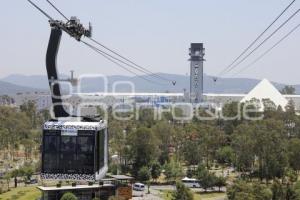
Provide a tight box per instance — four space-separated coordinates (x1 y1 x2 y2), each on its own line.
162 190 227 200
0 186 41 200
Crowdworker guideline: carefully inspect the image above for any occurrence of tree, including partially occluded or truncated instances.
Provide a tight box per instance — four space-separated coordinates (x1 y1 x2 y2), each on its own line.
0 106 31 159
109 119 135 170
0 128 9 151
20 100 38 129
4 172 11 189
151 162 161 181
227 181 272 200
138 108 156 128
0 95 14 105
232 119 288 183
21 165 34 183
183 124 225 168
172 182 194 200
271 179 285 200
182 138 202 166
281 85 296 95
152 121 175 164
262 98 277 111
253 120 288 182
163 159 183 183
196 165 217 192
232 124 256 173
127 127 160 177
10 169 20 188
221 102 241 135
60 192 78 200
40 109 51 122
293 181 300 200
215 176 226 192
21 139 35 160
199 171 216 192
201 125 226 168
216 146 234 166
137 166 151 183
252 184 273 200
288 138 300 172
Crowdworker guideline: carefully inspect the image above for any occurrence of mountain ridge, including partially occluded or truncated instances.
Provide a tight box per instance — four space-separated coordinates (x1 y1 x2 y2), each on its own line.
1 73 299 95
0 80 45 95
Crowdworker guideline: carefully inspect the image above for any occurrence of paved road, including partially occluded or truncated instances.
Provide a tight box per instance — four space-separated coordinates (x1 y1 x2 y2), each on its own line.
151 185 225 193
132 185 227 200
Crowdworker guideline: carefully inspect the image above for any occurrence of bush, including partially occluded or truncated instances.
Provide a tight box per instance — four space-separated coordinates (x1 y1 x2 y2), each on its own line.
60 192 78 200
172 182 193 200
227 181 272 200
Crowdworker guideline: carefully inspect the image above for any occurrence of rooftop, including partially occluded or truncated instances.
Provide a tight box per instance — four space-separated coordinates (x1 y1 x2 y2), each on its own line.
44 121 107 130
37 184 114 191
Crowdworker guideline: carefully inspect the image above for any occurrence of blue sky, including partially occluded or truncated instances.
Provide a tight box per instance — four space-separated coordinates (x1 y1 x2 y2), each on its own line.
1 0 299 84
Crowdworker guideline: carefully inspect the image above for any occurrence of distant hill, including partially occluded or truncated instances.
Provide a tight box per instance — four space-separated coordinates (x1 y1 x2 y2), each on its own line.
2 74 49 90
0 80 44 95
1 73 299 94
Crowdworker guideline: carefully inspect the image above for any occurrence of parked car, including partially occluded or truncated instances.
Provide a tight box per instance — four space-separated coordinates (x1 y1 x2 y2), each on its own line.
25 178 38 184
133 183 145 191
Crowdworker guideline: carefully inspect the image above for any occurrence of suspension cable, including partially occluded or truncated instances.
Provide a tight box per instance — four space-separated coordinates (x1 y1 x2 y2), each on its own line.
233 23 300 76
46 0 69 21
222 8 300 75
27 0 54 20
218 0 297 76
82 39 172 84
87 37 174 83
81 41 167 85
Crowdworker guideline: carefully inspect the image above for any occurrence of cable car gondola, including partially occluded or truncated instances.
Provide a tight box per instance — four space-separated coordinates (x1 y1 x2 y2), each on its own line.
27 0 108 181
41 121 108 180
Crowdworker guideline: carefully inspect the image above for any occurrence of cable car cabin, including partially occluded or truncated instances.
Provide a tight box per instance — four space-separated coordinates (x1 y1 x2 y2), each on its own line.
41 120 108 181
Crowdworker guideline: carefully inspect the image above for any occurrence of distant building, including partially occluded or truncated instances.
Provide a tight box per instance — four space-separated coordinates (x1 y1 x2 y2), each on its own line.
6 79 300 114
11 92 52 111
71 79 300 112
0 95 15 106
204 79 300 111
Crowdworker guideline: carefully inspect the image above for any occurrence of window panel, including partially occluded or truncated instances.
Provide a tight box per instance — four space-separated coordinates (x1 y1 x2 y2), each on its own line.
44 136 59 153
77 136 94 153
44 153 58 173
42 130 98 175
61 136 76 152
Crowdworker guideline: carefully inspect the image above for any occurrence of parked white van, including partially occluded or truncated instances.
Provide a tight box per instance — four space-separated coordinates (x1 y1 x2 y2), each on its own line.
133 183 145 191
182 177 201 188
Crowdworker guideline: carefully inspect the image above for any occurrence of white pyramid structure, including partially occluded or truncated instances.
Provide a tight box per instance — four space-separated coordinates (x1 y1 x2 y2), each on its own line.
241 79 288 110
